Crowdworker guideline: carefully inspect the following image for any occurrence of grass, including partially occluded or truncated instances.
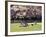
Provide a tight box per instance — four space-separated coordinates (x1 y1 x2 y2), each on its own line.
10 23 42 32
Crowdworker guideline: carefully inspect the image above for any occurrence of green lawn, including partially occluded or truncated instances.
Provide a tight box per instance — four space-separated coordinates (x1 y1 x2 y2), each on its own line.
10 23 42 32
